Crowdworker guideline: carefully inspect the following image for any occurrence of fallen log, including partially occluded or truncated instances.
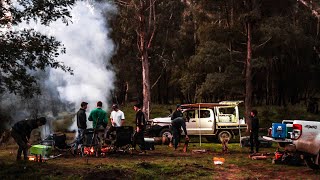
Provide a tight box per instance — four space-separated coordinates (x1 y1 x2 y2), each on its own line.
192 149 207 154
251 156 267 160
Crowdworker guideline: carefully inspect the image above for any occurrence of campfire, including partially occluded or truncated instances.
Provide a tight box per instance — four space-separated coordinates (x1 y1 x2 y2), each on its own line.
28 156 36 161
83 147 95 155
28 155 45 162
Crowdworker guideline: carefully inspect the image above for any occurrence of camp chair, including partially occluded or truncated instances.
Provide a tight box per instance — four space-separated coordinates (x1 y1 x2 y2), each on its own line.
102 126 133 154
41 133 74 157
80 128 102 157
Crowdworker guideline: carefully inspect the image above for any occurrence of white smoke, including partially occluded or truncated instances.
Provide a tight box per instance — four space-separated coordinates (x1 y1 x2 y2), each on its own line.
46 1 117 131
13 1 117 136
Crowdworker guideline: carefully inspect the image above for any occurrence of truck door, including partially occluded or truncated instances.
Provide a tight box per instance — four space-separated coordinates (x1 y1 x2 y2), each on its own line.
184 109 214 135
197 109 214 134
183 109 196 135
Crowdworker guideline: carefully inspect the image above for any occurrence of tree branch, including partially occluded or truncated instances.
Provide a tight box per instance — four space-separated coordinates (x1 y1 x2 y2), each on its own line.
253 37 272 50
151 54 170 89
297 0 320 18
147 0 156 49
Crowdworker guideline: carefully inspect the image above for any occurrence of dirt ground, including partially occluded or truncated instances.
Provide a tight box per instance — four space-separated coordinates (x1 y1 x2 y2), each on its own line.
1 139 320 180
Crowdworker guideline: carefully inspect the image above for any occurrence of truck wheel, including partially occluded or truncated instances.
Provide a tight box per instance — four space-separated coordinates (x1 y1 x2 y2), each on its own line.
159 128 172 138
218 131 232 143
305 152 320 170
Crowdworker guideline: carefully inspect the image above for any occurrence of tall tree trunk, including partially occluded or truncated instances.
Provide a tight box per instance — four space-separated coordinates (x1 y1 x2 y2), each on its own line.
245 21 253 124
124 81 128 105
266 59 270 105
136 0 156 120
142 50 151 119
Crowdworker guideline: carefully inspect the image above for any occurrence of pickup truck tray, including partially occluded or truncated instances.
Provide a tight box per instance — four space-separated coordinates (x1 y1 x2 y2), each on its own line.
262 136 293 143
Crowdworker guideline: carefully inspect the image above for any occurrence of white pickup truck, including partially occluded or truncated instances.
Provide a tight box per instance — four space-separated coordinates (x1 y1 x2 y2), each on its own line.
291 120 320 169
146 101 247 142
264 120 320 169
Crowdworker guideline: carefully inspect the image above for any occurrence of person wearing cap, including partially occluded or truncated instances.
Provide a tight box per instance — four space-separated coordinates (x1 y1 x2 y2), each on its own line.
171 104 189 150
74 102 88 154
132 104 146 154
11 117 47 161
106 104 125 139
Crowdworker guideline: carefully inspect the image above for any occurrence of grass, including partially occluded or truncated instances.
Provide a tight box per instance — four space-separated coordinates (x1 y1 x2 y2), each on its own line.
2 103 320 179
1 141 320 179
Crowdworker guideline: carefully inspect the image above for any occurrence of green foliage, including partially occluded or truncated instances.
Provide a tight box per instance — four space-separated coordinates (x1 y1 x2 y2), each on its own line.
0 0 75 98
0 29 72 97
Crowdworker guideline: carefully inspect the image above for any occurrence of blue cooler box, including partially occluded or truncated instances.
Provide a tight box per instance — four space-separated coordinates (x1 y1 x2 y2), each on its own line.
272 123 287 139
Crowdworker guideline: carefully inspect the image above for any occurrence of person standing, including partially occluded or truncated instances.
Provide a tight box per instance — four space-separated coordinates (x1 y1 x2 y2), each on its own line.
106 104 125 139
11 117 47 161
88 101 108 129
171 104 189 150
106 104 125 138
249 109 260 154
74 102 88 154
110 104 125 127
132 104 146 154
88 101 108 144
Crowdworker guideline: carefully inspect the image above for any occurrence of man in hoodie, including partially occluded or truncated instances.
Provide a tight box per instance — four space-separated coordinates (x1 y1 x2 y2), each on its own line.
171 104 189 150
74 102 88 154
11 117 47 161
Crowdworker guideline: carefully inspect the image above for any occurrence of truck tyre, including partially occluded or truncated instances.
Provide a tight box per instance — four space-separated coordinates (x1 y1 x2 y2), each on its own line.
159 128 172 138
218 131 232 143
305 152 320 170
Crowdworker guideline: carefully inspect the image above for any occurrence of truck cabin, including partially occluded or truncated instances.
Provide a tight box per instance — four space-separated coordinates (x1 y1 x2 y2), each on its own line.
181 101 242 124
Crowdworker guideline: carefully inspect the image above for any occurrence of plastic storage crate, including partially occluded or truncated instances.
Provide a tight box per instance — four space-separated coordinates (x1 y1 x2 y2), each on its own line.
272 123 287 139
30 145 52 157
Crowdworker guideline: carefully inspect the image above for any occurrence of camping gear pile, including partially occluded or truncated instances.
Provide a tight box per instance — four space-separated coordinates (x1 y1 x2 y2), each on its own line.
272 149 303 166
41 133 74 155
262 122 303 166
28 133 72 162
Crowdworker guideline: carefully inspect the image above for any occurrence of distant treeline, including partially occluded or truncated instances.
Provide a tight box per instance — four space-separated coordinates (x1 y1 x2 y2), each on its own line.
110 0 320 106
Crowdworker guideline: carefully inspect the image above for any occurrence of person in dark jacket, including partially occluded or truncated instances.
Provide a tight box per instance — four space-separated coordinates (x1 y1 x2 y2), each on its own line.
171 104 189 150
249 109 260 154
74 102 88 154
11 117 47 161
132 104 146 154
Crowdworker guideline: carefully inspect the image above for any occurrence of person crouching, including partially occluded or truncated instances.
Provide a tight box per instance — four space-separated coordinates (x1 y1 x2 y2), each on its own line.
11 117 47 161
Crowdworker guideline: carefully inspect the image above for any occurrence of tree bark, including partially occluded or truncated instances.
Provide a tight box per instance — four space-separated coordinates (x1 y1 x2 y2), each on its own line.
245 21 253 125
297 0 320 18
136 0 156 120
142 50 151 119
